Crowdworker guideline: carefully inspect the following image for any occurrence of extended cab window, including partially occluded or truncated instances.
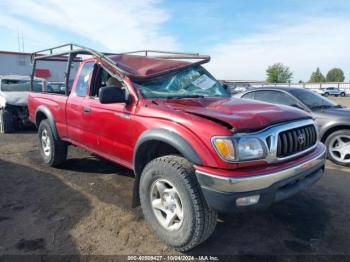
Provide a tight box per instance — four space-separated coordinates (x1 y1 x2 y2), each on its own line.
75 62 94 97
254 90 298 107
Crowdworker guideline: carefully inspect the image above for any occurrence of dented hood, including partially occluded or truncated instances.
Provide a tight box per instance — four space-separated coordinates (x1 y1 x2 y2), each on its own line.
0 91 29 107
161 97 311 131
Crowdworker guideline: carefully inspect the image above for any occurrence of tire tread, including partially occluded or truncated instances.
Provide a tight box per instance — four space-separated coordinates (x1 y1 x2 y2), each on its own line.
141 155 217 251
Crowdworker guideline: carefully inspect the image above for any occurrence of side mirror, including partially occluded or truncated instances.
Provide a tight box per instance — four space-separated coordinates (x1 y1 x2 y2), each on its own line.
99 86 127 104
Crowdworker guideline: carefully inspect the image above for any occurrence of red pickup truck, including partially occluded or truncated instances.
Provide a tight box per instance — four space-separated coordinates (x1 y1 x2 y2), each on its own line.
28 44 326 251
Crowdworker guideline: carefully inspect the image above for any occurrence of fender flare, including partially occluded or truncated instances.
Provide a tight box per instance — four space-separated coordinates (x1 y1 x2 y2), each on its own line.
132 128 202 207
35 105 58 139
133 128 202 170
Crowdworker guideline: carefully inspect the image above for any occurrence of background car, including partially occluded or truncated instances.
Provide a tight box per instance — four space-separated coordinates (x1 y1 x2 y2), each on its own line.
231 86 253 94
46 81 66 94
0 75 45 133
236 87 350 166
314 87 346 97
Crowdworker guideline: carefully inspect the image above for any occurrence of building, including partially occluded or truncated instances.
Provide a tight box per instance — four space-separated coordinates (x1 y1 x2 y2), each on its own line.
0 50 76 82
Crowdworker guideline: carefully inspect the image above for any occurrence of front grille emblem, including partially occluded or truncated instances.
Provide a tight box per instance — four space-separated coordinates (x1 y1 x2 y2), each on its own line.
297 133 306 145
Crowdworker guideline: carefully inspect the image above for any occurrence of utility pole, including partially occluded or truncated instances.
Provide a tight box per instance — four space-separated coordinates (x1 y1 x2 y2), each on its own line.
17 29 21 52
21 31 24 52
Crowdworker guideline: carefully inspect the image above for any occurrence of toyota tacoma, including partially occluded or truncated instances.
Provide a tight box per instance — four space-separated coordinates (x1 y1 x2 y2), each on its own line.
28 44 326 251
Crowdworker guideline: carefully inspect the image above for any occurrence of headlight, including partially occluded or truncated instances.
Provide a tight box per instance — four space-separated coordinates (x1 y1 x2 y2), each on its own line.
236 137 265 160
212 136 266 162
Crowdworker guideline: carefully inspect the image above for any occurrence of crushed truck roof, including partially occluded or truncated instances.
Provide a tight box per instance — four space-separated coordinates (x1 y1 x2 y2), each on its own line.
109 54 191 78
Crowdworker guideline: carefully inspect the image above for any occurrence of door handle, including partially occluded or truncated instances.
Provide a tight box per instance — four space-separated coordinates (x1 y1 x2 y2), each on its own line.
83 107 91 113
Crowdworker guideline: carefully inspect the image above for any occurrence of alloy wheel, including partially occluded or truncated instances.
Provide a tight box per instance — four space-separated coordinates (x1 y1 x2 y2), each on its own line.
150 179 184 231
329 135 350 164
41 129 51 157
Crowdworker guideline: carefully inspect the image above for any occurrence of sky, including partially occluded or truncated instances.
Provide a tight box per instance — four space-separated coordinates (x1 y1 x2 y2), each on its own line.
0 0 349 81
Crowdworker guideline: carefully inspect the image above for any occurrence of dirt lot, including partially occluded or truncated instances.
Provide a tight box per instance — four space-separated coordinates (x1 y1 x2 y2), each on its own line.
0 97 350 256
329 96 350 107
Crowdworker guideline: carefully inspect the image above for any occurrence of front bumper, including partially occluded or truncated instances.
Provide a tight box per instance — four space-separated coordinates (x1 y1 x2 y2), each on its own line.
196 143 326 212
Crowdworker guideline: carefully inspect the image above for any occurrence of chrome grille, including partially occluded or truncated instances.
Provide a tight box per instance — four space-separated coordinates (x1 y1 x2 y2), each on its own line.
277 125 317 158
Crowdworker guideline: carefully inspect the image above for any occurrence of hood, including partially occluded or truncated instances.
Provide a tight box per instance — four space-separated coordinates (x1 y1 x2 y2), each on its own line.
316 107 350 119
157 97 311 131
0 91 29 107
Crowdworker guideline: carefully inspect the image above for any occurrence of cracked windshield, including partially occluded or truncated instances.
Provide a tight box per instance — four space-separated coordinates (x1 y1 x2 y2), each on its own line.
133 66 230 99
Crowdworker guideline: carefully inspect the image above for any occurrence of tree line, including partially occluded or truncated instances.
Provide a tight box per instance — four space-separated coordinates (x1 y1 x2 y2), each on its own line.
266 63 346 83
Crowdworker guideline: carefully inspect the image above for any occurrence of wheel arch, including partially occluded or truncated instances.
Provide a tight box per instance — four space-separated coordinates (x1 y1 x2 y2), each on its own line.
35 106 58 139
132 128 203 207
321 124 350 142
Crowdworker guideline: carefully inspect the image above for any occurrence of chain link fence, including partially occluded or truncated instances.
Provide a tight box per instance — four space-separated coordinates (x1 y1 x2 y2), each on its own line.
221 81 350 95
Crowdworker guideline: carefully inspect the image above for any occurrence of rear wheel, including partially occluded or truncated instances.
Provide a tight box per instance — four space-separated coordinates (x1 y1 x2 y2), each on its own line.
38 120 67 166
0 109 14 134
139 155 217 251
326 130 350 166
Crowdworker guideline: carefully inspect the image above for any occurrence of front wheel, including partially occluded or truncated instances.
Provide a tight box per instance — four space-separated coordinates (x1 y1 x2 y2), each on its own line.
324 92 329 97
326 130 350 166
38 120 67 166
340 92 346 97
139 156 217 251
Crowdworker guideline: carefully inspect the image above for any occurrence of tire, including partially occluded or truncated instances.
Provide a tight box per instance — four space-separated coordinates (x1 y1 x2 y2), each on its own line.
139 155 217 251
0 109 14 134
324 92 329 97
325 130 350 167
340 92 346 97
38 119 67 166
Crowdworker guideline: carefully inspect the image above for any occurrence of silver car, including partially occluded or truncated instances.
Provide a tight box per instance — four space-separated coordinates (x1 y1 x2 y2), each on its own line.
315 87 346 97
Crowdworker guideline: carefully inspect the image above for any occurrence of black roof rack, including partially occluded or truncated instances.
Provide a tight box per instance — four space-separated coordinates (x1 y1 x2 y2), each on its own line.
31 43 210 80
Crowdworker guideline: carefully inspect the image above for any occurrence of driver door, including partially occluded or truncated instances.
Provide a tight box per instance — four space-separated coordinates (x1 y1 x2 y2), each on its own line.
66 61 95 145
83 66 135 167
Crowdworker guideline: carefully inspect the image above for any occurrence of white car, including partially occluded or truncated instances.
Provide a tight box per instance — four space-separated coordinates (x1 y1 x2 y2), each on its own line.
314 87 346 97
0 75 45 133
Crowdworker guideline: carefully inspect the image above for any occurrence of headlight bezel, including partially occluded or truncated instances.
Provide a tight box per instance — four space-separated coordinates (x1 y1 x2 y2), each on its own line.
212 135 267 162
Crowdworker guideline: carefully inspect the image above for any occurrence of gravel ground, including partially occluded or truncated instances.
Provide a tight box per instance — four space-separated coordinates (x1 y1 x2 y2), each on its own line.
0 97 349 256
329 96 350 107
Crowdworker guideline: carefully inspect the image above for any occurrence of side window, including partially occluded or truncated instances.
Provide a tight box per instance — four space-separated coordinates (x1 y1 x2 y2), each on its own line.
90 66 124 98
75 62 95 97
254 91 275 103
273 92 299 106
241 92 255 99
255 91 298 106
